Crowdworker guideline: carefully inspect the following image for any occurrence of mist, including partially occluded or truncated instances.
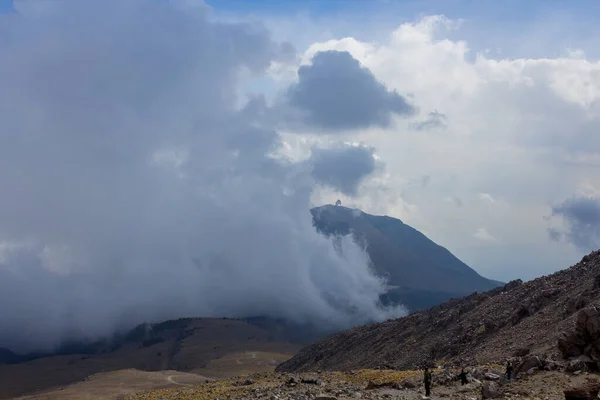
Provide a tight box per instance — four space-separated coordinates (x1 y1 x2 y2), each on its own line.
0 0 404 352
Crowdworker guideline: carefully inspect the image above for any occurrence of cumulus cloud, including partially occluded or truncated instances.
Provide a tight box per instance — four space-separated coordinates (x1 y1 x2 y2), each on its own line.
288 14 600 280
0 1 403 352
286 50 415 131
309 144 379 196
550 196 600 251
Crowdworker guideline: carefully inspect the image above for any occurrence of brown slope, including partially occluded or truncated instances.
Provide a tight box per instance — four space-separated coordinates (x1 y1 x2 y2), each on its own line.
0 318 300 399
277 250 600 373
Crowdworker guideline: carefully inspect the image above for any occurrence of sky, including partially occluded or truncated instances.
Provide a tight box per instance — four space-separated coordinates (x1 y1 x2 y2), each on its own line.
0 0 599 351
205 0 600 281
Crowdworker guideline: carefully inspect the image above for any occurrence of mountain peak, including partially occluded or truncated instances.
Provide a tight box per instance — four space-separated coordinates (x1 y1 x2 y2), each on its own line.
310 204 500 311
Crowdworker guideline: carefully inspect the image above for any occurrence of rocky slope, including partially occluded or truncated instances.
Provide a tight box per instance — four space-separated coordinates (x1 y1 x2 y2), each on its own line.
124 368 600 400
312 204 501 311
278 250 600 373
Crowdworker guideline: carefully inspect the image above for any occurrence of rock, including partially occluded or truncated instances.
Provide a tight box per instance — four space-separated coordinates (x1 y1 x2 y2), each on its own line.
560 306 600 364
400 380 416 389
564 382 600 400
481 381 500 399
483 372 500 381
471 367 485 379
543 360 560 371
365 381 399 390
515 355 543 375
513 348 530 357
526 367 538 375
567 355 595 372
301 378 324 385
559 332 586 358
315 397 337 400
287 376 301 386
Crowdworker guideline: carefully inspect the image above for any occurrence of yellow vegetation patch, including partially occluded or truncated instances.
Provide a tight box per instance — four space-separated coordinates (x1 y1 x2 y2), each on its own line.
125 374 280 400
125 369 427 400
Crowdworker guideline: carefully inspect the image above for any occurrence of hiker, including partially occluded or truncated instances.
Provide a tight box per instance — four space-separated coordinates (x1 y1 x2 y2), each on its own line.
458 368 468 385
423 367 432 397
505 361 513 381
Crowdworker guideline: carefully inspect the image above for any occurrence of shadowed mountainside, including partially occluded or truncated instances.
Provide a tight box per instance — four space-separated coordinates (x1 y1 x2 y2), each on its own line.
311 204 502 311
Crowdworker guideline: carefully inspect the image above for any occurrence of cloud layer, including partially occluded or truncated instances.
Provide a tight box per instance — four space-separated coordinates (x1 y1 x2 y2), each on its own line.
0 1 402 352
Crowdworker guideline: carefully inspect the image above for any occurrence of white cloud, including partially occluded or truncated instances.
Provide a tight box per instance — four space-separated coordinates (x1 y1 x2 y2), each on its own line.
278 14 600 280
0 0 404 352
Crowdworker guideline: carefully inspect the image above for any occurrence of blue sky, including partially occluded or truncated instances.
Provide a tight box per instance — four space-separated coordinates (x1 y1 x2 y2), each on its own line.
204 0 600 59
4 0 599 56
0 0 13 13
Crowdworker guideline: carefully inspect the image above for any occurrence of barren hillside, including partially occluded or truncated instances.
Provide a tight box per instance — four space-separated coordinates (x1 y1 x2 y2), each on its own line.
0 318 300 399
278 250 600 372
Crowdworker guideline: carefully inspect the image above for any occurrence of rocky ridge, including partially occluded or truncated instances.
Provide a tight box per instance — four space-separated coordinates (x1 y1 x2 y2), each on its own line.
277 251 600 373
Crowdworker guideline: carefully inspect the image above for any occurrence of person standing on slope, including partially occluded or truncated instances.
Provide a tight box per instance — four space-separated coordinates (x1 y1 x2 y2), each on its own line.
505 361 513 381
423 367 432 397
458 368 468 385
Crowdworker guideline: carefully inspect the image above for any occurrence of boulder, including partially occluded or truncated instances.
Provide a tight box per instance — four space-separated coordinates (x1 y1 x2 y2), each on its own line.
484 372 500 381
526 367 538 375
544 360 563 371
481 381 500 399
301 378 324 385
564 382 600 400
471 367 485 380
559 332 587 358
566 355 595 372
513 348 530 357
287 376 301 386
400 380 416 389
516 355 542 375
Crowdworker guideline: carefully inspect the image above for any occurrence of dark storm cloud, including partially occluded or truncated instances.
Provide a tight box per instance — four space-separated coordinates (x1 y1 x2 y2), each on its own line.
287 50 416 131
550 196 600 251
310 144 378 196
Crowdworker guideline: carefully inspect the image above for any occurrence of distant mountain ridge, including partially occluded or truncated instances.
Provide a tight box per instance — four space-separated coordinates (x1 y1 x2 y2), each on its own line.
0 317 303 399
311 204 502 311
